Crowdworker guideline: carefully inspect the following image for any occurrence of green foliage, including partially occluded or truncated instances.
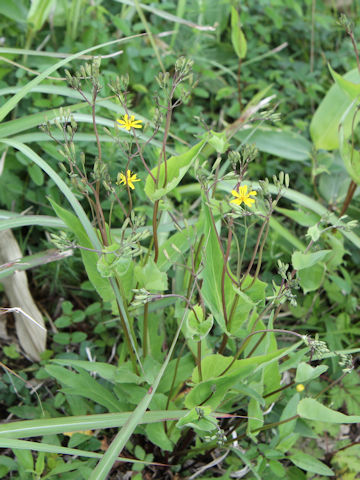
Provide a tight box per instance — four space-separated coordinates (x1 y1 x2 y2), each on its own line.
0 0 359 478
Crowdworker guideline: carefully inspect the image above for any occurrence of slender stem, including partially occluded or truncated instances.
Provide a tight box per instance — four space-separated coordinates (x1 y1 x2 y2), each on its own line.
220 329 304 377
339 180 357 217
244 218 270 290
153 200 160 263
162 107 173 188
239 217 267 287
197 341 203 382
237 57 242 111
221 218 234 327
143 303 149 357
114 289 139 375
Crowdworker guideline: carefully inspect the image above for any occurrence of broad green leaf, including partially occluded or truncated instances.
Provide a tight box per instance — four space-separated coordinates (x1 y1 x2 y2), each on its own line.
0 1 27 22
278 393 299 442
185 305 214 341
45 365 124 412
339 123 360 185
235 128 311 162
157 217 203 272
200 202 234 333
297 263 325 293
297 398 360 423
292 250 331 270
49 199 113 303
231 7 247 59
228 289 255 337
295 362 328 383
51 359 119 383
27 163 44 186
276 207 320 227
134 257 168 291
247 383 263 436
289 452 334 476
144 140 206 201
145 422 174 451
186 349 288 409
262 313 281 406
208 131 229 154
328 64 360 100
310 68 360 150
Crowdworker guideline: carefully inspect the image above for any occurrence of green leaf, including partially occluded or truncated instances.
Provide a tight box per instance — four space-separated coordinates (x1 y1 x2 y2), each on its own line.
157 216 204 272
328 64 360 100
0 410 188 439
45 365 124 412
289 451 334 476
278 393 299 442
339 123 360 185
247 386 264 436
231 7 247 59
295 362 328 383
200 202 234 333
51 359 119 384
0 1 27 22
186 306 213 341
144 140 206 201
297 398 360 423
297 263 325 293
186 349 288 409
0 438 152 465
28 163 44 186
14 448 34 471
49 199 113 303
292 250 331 270
134 258 168 291
208 131 229 154
235 128 311 162
27 0 55 31
310 68 360 150
144 422 173 451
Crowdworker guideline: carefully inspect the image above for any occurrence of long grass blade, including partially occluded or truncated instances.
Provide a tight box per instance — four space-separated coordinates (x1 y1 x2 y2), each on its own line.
0 33 172 122
0 411 187 439
89 293 194 479
0 437 163 465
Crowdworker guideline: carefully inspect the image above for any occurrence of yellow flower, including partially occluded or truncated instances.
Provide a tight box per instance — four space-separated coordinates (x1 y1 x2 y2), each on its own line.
296 384 305 393
116 114 143 131
116 170 140 190
230 185 257 207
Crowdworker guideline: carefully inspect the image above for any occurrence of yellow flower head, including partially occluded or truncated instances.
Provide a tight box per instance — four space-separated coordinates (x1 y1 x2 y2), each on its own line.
296 384 305 393
116 170 140 190
116 114 143 131
230 185 257 207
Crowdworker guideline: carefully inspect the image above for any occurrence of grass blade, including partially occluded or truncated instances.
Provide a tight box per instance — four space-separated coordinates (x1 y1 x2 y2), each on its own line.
0 411 187 439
